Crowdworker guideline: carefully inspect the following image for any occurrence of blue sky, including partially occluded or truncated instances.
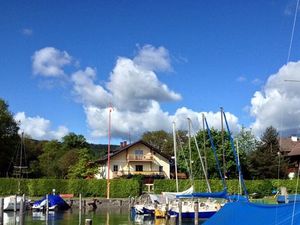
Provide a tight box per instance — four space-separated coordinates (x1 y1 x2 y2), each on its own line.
1 1 300 143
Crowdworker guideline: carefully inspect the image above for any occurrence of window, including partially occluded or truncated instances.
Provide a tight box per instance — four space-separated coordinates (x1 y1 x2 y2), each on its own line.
135 150 143 160
159 166 163 172
136 165 143 171
113 165 118 172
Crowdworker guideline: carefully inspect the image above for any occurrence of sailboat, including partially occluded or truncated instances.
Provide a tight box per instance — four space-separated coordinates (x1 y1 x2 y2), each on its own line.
204 110 300 225
167 117 228 219
4 132 29 211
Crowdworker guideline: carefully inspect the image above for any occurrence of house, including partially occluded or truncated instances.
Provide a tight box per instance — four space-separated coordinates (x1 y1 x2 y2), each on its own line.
280 136 300 178
94 140 171 179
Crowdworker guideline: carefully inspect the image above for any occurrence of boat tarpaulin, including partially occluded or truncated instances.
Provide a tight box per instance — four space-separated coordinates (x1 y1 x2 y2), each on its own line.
204 201 300 225
176 188 228 199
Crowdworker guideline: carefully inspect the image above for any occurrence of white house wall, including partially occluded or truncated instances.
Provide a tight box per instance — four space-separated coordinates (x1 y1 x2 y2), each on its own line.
95 142 170 179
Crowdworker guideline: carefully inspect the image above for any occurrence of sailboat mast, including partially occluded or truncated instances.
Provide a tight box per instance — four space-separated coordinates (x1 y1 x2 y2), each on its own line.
236 139 242 195
202 114 208 175
172 122 179 192
221 107 226 179
187 118 193 182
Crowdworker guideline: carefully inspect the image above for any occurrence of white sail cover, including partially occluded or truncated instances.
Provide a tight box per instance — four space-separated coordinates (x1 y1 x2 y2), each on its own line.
162 185 194 201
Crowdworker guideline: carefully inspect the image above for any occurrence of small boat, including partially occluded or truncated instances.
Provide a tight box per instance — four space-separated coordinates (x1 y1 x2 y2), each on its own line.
32 194 70 211
3 196 23 211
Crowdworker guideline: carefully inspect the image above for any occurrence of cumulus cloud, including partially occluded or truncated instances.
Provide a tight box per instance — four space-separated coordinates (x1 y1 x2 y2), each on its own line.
107 57 181 112
32 47 72 77
133 45 172 72
14 112 69 140
71 67 112 107
32 44 241 141
250 61 300 136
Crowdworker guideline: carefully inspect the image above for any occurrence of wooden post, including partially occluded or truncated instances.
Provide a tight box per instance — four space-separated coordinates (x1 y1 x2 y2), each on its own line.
178 199 182 224
79 194 82 211
85 219 92 225
194 200 199 225
19 199 24 225
169 215 177 225
0 198 3 225
46 194 49 223
14 195 17 212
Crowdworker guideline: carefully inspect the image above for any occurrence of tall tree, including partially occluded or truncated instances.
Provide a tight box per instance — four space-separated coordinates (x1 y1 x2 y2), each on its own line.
141 130 173 156
248 126 287 179
0 99 19 177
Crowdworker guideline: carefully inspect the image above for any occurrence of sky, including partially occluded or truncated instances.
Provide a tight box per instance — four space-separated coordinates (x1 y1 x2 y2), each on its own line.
1 1 300 144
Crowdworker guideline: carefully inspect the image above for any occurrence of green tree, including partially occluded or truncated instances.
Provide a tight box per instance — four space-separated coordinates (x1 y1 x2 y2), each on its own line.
68 148 97 179
248 126 288 179
0 99 20 177
38 140 63 178
62 132 87 150
142 130 173 156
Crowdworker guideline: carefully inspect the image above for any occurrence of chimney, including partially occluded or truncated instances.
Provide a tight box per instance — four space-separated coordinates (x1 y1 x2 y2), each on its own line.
120 142 123 148
124 141 127 146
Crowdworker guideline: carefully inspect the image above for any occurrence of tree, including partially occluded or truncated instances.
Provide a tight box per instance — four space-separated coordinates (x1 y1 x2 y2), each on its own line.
62 132 87 150
142 130 173 155
248 126 288 179
0 99 20 177
68 148 97 179
38 140 63 178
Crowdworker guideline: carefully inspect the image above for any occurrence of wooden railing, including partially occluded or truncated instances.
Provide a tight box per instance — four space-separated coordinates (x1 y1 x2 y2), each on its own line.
127 154 153 161
112 170 164 177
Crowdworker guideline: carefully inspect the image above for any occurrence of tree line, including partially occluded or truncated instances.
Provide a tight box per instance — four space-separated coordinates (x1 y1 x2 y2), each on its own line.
0 97 289 179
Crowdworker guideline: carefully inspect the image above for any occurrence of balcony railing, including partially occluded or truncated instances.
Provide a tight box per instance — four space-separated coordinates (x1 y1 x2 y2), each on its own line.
112 170 164 178
127 154 153 161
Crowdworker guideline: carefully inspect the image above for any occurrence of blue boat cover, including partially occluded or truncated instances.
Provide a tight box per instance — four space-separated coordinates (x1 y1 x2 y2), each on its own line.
33 194 70 210
277 194 300 204
176 189 228 199
204 201 300 225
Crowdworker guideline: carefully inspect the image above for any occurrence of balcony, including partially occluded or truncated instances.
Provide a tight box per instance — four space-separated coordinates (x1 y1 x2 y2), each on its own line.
112 170 164 177
127 154 153 161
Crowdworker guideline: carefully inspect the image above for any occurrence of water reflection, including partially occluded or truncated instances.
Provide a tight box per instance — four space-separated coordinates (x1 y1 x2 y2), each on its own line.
2 208 204 225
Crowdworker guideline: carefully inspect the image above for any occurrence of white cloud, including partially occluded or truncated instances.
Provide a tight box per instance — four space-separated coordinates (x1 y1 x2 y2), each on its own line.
250 61 300 136
14 112 69 140
71 67 112 107
32 47 72 77
251 78 262 85
236 76 247 82
133 45 172 72
32 44 241 141
21 28 33 36
107 57 181 112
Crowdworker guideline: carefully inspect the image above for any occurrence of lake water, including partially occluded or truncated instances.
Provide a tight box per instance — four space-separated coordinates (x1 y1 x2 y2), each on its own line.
3 208 205 225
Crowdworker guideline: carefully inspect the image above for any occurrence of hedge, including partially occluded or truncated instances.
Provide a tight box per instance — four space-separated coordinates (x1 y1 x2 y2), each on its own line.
0 178 140 197
1 178 299 198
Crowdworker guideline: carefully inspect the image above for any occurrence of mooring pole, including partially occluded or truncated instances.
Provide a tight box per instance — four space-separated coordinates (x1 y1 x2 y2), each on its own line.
0 198 3 225
19 199 24 225
14 194 17 212
194 200 199 225
178 199 182 224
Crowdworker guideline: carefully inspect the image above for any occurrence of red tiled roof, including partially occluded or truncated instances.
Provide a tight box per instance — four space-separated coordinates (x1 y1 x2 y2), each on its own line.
280 137 300 156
